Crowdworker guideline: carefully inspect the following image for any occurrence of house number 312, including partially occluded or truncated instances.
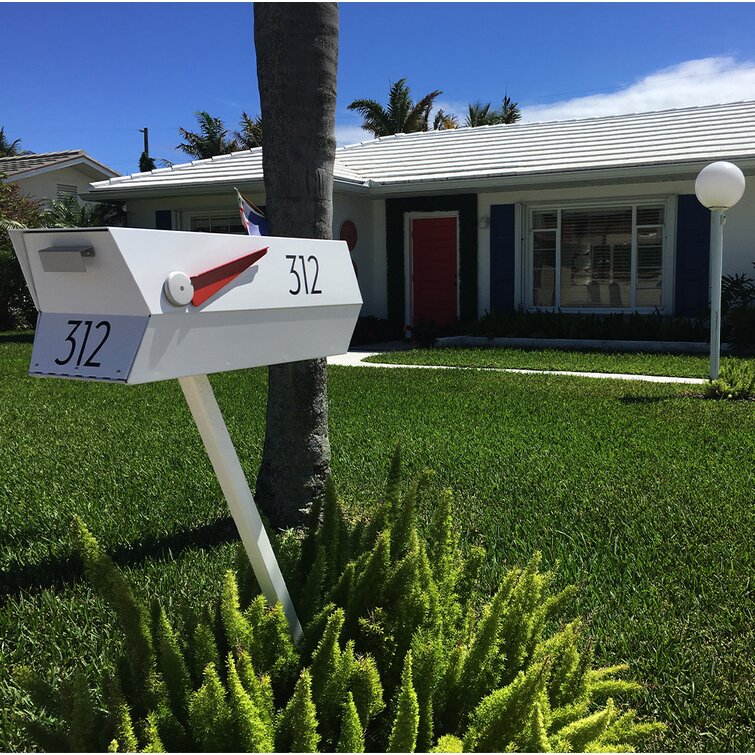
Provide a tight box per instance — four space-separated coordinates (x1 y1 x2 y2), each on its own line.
286 255 322 295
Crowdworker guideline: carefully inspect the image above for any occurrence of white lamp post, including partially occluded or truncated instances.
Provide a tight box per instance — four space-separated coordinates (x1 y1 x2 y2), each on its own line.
694 161 745 380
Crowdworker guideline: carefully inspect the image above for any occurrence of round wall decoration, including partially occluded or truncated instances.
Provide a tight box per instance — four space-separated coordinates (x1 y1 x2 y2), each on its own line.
339 220 358 252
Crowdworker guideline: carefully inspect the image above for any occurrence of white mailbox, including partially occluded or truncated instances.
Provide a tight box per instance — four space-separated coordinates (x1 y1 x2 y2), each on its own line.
10 226 362 383
10 226 364 642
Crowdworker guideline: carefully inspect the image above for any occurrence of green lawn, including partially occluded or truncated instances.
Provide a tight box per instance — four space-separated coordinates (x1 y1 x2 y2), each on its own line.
1 335 754 751
363 346 754 379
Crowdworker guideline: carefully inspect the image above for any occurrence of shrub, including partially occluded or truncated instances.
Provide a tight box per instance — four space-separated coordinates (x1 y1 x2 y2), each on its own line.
721 263 755 353
0 246 36 329
350 316 403 347
0 180 44 329
724 306 755 353
472 308 708 343
15 451 664 751
721 270 755 314
704 358 755 400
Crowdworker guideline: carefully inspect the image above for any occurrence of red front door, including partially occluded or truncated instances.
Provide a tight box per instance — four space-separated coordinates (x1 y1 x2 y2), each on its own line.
411 216 458 326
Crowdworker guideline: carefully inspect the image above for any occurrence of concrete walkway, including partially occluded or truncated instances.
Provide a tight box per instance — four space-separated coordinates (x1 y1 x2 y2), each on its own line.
327 350 708 385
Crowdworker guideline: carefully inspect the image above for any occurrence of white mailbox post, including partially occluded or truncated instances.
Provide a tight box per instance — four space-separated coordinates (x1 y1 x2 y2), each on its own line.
10 226 363 641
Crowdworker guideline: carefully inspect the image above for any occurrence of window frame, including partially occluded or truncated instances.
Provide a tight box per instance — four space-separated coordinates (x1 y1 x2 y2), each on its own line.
182 210 246 235
523 197 676 314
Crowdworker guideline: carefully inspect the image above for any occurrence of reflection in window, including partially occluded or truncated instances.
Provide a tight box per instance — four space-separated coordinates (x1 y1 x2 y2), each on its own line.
561 208 631 308
529 204 665 310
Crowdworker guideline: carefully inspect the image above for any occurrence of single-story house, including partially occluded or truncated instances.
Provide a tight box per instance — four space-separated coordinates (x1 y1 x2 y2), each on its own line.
84 100 755 327
1 150 119 207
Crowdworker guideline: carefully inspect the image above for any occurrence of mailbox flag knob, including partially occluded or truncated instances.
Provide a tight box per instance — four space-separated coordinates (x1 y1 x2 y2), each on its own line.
164 271 194 306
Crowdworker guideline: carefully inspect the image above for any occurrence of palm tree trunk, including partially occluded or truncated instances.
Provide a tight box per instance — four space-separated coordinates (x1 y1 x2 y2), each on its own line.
254 2 339 528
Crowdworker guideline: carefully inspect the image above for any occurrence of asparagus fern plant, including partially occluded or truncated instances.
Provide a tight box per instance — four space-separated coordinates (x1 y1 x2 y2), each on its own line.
15 449 664 752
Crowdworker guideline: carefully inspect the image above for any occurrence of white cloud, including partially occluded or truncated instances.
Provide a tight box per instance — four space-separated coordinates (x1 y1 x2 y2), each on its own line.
332 57 755 146
336 124 373 147
521 56 755 123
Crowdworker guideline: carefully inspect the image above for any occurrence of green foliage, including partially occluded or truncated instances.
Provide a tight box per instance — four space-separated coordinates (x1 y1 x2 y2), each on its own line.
16 459 663 752
465 96 521 127
725 299 755 352
721 268 755 314
154 604 191 724
139 152 157 172
704 358 755 399
275 670 319 753
0 126 31 157
190 620 220 686
337 692 365 752
188 663 231 751
347 78 443 137
234 112 264 150
227 653 274 752
388 651 419 753
141 711 165 752
71 516 156 709
177 111 239 159
220 568 253 650
0 180 43 328
430 734 464 752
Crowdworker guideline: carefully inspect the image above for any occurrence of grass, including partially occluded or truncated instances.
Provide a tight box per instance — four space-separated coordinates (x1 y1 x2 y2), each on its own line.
1 334 754 751
363 346 755 378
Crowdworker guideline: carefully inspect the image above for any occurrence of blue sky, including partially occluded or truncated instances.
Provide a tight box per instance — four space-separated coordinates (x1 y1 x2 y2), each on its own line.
4 2 755 176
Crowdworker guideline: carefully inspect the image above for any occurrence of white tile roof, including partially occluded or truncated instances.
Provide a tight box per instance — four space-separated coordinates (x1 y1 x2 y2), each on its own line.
88 100 755 198
89 148 368 196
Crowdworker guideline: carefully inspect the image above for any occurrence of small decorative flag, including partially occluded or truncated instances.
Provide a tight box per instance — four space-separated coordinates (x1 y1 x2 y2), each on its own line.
235 187 269 236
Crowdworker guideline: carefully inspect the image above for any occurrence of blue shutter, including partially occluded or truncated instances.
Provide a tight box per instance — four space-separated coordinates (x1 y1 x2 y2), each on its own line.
490 204 516 312
155 210 172 230
675 195 710 316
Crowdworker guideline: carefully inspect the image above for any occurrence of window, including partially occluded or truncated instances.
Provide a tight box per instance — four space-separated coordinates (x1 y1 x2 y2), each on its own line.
190 213 245 234
529 203 665 311
56 184 78 199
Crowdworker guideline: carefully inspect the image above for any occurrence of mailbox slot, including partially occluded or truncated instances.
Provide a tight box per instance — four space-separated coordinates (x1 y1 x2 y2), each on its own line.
39 245 95 273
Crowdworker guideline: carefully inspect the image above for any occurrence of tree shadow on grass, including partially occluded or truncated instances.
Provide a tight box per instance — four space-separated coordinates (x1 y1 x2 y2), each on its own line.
0 515 239 600
618 395 672 405
0 330 34 344
618 393 697 405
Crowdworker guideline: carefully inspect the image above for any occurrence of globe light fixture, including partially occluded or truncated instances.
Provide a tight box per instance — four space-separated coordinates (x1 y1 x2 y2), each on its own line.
694 161 746 380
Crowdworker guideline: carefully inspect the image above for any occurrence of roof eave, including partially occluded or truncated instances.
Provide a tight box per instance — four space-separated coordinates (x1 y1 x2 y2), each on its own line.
366 156 755 196
81 175 370 202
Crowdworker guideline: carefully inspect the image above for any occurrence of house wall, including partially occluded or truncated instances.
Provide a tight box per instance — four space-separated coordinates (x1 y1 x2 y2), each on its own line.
125 191 384 317
333 194 383 317
120 174 755 324
13 166 105 206
126 193 268 232
478 178 755 318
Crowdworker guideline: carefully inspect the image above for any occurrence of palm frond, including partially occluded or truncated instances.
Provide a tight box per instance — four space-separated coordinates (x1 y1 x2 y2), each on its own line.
498 95 522 124
405 90 442 132
347 99 393 137
176 111 238 158
465 102 495 128
433 109 459 130
235 112 263 149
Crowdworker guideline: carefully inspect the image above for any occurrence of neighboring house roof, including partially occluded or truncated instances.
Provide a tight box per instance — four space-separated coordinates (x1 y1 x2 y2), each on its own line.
1 150 119 182
86 100 755 200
